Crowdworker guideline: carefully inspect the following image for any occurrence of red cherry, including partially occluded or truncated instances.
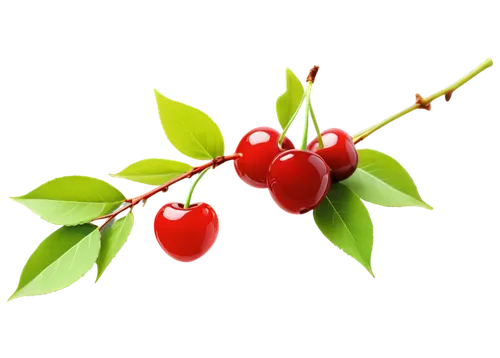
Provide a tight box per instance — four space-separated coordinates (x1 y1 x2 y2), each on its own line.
154 202 219 262
307 128 358 181
234 126 294 188
267 149 331 214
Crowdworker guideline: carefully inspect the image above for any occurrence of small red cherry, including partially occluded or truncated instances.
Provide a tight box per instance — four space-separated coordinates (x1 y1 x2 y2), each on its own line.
307 128 358 181
267 149 331 214
234 126 294 188
154 202 219 262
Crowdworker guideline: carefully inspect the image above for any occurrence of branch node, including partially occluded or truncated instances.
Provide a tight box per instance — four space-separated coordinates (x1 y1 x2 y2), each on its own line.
161 188 168 193
304 62 323 83
444 91 457 103
212 156 226 168
413 91 434 113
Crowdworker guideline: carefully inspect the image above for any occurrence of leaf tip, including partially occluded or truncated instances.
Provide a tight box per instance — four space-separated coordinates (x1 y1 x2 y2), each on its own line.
92 274 104 286
368 266 375 278
418 196 436 213
5 290 20 304
367 268 378 280
151 87 164 96
426 203 436 213
106 169 119 179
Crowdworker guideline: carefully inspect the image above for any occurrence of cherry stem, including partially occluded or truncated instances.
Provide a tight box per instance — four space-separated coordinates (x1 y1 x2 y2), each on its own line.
352 57 493 144
94 153 242 231
184 167 210 208
278 91 306 148
300 81 313 150
309 101 324 149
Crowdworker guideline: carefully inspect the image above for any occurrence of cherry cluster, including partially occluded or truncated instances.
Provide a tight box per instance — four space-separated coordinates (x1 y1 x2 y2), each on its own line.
155 65 361 264
234 127 357 211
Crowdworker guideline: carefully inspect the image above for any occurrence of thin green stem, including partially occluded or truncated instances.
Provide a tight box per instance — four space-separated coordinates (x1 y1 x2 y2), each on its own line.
278 91 306 148
352 57 493 144
184 167 210 208
425 58 493 102
309 101 324 148
352 103 420 144
300 81 313 150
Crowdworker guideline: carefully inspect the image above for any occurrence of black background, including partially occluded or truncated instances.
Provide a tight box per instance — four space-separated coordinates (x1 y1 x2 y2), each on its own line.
0 43 498 305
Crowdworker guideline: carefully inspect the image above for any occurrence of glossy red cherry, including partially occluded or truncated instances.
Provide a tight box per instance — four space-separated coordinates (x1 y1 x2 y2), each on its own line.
154 202 219 262
234 126 294 188
307 128 358 181
267 149 331 214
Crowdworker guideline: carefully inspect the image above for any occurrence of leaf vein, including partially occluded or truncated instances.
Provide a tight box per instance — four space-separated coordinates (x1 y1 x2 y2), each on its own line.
357 168 425 205
325 197 357 245
174 111 213 158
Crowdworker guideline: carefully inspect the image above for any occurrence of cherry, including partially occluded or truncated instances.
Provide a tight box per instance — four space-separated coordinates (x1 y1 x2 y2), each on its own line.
267 149 331 214
307 128 358 181
234 126 294 188
154 202 219 262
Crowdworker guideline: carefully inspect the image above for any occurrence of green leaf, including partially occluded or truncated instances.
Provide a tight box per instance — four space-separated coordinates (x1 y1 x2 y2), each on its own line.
276 68 304 129
111 159 192 185
96 213 134 282
314 183 374 277
343 149 432 210
11 176 125 226
9 224 101 300
154 89 225 160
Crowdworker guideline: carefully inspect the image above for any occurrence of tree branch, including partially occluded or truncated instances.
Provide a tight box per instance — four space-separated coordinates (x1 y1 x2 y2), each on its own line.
94 153 243 230
352 58 493 144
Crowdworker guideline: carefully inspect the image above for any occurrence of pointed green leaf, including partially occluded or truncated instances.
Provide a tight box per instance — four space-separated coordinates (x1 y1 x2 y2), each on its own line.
9 224 101 300
111 159 191 185
96 213 134 282
276 68 304 129
155 89 224 160
314 183 374 276
11 176 125 226
343 149 432 209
